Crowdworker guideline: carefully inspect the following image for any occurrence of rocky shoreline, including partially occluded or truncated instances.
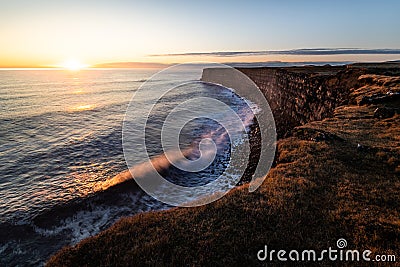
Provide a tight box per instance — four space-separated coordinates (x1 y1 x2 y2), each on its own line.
48 63 400 266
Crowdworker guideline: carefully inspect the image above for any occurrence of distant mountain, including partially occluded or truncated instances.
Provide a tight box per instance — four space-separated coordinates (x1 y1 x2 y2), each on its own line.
227 61 353 68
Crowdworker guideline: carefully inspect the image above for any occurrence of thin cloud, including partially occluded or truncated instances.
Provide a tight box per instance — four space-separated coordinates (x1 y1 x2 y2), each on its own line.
151 48 400 57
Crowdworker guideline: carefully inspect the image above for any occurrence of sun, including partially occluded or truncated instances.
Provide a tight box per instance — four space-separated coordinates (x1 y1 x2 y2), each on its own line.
60 59 89 71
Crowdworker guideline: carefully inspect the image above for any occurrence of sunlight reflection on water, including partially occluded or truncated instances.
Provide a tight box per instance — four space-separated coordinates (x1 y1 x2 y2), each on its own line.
71 104 96 111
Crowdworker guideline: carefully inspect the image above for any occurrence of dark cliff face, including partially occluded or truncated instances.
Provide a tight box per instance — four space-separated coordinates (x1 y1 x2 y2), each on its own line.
202 66 364 137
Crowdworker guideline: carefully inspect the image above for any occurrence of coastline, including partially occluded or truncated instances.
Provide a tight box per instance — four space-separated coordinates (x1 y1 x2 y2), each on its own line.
47 63 400 266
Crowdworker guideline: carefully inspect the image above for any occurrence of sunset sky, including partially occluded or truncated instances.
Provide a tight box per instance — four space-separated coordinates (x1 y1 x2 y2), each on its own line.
1 0 400 68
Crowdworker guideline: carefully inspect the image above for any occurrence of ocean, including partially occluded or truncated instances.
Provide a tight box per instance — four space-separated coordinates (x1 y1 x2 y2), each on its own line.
0 68 256 266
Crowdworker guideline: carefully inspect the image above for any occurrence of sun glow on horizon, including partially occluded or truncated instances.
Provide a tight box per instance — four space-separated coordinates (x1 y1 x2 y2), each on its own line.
59 59 89 71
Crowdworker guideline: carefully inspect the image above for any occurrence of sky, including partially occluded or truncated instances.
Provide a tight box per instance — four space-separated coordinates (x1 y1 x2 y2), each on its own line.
1 0 400 67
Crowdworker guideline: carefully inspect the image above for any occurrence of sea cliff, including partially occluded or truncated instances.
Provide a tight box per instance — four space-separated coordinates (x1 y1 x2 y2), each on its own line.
48 63 400 266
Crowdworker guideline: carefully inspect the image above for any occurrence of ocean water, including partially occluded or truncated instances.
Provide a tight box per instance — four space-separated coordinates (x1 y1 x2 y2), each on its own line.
0 68 256 266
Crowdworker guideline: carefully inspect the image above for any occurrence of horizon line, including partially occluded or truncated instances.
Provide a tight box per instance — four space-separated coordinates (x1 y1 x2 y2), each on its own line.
1 59 399 69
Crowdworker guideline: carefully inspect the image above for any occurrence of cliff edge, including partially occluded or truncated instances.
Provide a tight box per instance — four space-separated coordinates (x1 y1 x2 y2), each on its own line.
47 64 400 266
